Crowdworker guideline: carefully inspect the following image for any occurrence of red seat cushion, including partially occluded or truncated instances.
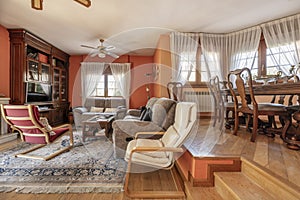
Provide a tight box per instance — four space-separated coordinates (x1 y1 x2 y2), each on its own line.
49 127 70 142
3 105 70 144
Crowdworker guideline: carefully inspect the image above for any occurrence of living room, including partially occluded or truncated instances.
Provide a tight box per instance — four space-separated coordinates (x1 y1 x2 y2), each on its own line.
1 1 300 200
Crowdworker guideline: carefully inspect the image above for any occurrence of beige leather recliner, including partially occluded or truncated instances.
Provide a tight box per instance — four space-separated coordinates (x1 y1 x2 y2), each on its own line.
124 102 198 199
112 97 177 158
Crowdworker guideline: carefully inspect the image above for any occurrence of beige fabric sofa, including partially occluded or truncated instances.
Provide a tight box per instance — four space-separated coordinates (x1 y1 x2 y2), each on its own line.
112 97 177 158
73 97 126 129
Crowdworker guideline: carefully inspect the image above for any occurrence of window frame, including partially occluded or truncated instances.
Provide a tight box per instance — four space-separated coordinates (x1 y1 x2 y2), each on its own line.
181 46 207 87
91 65 122 97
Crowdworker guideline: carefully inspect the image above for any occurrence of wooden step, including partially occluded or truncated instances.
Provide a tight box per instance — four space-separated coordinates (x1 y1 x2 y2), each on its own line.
241 157 300 200
184 181 223 200
214 157 300 200
214 172 275 200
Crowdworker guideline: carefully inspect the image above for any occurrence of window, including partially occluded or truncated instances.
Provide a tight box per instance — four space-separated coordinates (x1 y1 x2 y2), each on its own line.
177 36 298 84
266 44 297 75
92 68 121 97
199 52 220 82
179 52 197 82
256 37 300 77
178 47 211 83
107 75 121 96
232 50 258 77
93 76 105 96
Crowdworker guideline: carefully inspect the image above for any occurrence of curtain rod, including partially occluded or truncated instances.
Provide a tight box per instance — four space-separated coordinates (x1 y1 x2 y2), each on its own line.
172 12 300 36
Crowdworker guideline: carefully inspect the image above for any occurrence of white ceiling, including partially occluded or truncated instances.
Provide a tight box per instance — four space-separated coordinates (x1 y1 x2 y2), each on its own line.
1 0 300 57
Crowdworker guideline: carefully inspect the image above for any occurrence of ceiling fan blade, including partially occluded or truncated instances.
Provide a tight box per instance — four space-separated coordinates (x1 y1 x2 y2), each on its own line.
106 51 119 58
90 52 99 57
81 44 97 49
104 46 115 51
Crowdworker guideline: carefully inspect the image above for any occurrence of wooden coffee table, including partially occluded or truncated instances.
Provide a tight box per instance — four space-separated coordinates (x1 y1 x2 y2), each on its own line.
82 114 115 142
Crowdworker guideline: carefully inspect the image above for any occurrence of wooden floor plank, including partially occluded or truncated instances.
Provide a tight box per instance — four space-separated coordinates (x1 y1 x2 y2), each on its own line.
228 133 249 155
158 169 176 191
253 135 269 167
281 145 300 186
240 133 257 161
151 169 162 191
141 171 154 192
267 137 288 179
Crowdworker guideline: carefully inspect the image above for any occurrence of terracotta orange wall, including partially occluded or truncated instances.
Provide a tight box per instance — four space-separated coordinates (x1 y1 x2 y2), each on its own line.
153 34 172 98
69 55 84 108
129 55 154 108
0 25 10 97
68 54 154 109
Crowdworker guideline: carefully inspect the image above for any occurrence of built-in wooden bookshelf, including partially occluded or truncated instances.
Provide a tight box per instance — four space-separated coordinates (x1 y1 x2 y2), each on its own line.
8 29 70 126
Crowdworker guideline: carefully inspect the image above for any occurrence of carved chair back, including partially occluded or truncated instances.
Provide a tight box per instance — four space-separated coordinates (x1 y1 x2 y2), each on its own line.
227 68 257 114
167 82 183 101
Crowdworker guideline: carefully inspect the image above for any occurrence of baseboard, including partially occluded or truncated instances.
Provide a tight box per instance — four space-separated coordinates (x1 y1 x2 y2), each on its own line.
0 133 18 145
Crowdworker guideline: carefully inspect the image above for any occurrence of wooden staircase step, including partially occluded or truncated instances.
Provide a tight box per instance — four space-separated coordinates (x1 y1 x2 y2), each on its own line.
214 172 275 200
184 182 223 200
241 157 300 200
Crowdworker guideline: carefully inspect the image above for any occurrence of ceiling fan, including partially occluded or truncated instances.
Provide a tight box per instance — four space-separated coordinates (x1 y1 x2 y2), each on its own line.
81 39 119 58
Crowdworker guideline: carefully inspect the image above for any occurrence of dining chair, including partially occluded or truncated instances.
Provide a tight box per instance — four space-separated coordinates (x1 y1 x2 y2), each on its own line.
167 82 183 101
209 76 230 130
1 104 74 161
221 80 237 129
269 75 298 128
124 102 197 199
227 68 289 142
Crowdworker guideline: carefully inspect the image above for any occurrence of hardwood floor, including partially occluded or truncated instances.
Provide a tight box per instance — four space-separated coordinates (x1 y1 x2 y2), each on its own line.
1 118 300 199
188 118 300 188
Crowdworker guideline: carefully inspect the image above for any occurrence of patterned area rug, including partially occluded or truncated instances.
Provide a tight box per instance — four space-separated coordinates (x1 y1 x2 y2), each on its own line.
0 132 127 193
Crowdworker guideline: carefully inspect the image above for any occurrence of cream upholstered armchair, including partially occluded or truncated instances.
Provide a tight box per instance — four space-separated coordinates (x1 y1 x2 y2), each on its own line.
124 102 197 199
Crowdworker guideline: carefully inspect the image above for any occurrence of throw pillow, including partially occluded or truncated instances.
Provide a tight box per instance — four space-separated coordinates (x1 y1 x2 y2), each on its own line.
141 107 152 121
139 106 147 120
39 117 56 136
104 108 117 113
90 106 104 112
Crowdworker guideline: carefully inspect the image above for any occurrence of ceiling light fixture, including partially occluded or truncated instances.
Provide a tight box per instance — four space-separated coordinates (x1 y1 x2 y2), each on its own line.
98 53 106 58
31 0 43 10
31 0 91 10
73 0 91 7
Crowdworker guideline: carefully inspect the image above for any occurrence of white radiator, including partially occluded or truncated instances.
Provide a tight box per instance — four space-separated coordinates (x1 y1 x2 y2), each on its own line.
183 91 213 112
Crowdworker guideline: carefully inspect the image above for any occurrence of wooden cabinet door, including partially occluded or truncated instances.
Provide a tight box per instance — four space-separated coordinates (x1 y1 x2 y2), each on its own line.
27 59 40 81
41 63 51 83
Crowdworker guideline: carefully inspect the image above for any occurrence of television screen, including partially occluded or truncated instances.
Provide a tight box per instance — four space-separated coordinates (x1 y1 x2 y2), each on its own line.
26 82 52 103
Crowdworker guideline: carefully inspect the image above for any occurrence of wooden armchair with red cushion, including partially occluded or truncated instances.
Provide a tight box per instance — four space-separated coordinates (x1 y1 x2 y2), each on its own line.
0 104 73 161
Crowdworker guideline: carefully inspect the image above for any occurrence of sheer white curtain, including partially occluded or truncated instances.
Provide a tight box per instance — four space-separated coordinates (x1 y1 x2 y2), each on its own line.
200 27 261 81
226 27 261 72
261 14 300 75
110 63 131 108
170 32 199 84
200 33 225 80
80 62 105 105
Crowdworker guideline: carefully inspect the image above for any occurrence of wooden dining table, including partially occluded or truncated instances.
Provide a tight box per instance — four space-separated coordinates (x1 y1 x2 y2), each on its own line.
222 81 300 149
223 81 300 96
